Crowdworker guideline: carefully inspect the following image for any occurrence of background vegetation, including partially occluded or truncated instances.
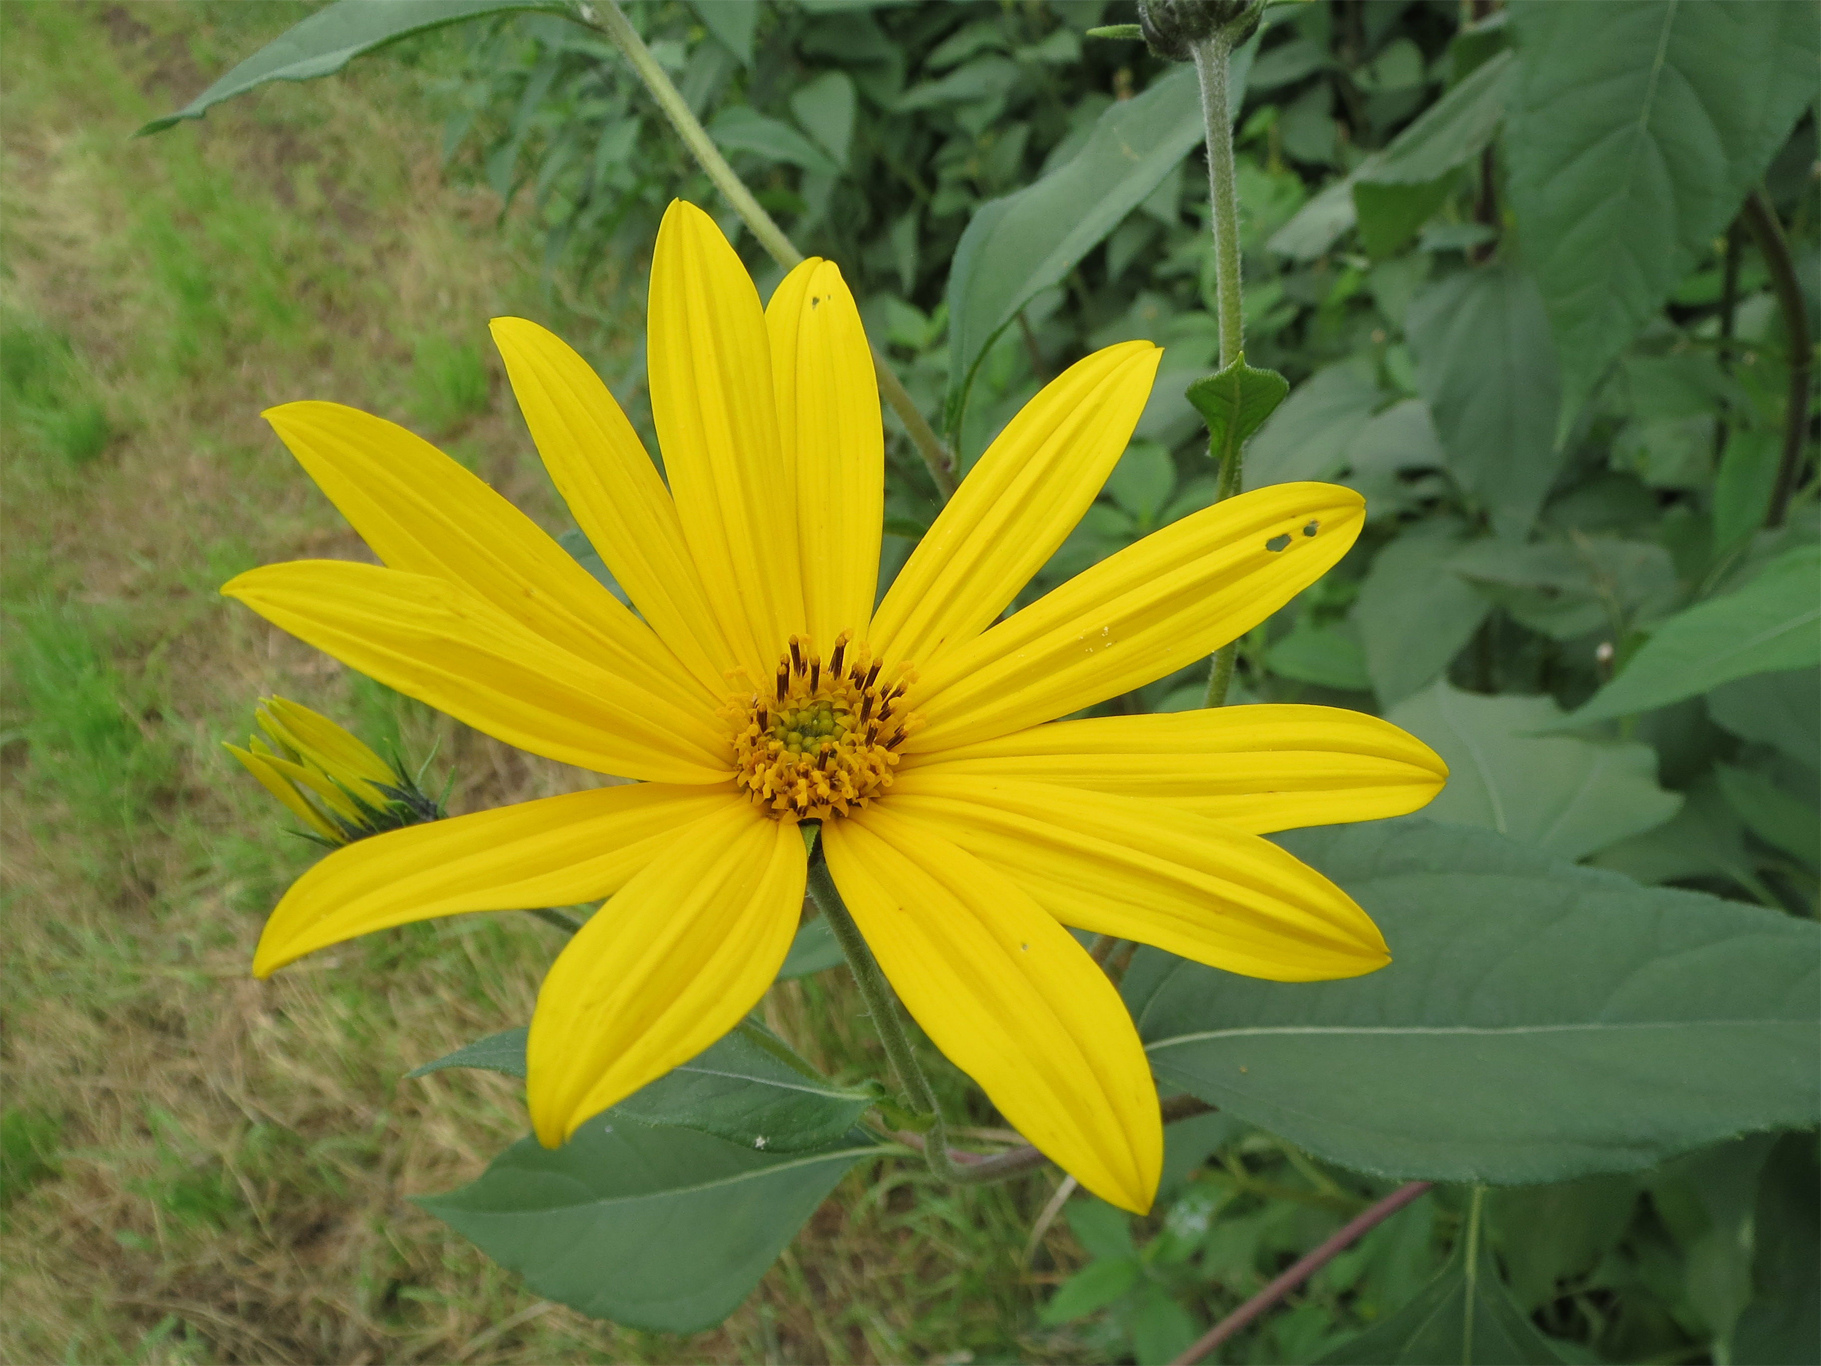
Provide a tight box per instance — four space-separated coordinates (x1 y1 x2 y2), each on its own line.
3 2 1815 1364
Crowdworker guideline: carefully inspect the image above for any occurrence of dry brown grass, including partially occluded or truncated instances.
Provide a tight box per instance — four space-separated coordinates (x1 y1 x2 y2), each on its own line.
0 6 1076 1363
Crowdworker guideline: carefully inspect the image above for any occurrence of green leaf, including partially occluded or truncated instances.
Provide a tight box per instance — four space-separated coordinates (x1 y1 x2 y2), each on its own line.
1488 1173 1641 1311
1245 357 1381 488
1558 545 1821 727
1129 817 1821 1184
1713 429 1781 551
689 0 756 64
1715 763 1820 870
1038 1256 1142 1325
1353 178 1453 260
1184 353 1290 478
1448 536 1676 642
1128 1280 1200 1365
1352 529 1491 705
556 527 630 603
1269 623 1371 692
1104 442 1177 525
788 71 857 169
708 105 838 174
1405 262 1563 539
407 1021 871 1153
1732 1133 1821 1364
1587 775 1768 896
1706 668 1820 772
778 914 845 978
1387 681 1681 861
139 0 573 135
1316 1198 1563 1364
944 40 1257 431
418 1119 873 1333
408 1027 527 1079
1364 50 1513 186
1504 0 1821 428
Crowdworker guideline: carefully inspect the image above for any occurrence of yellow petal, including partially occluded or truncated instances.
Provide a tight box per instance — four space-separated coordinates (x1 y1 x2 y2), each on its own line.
263 402 715 713
883 773 1390 981
223 561 731 783
902 704 1446 832
869 342 1161 670
526 800 806 1145
259 696 395 792
823 810 1162 1213
911 483 1366 753
648 200 804 683
244 743 368 825
225 741 342 842
489 316 740 700
767 258 882 649
252 783 726 975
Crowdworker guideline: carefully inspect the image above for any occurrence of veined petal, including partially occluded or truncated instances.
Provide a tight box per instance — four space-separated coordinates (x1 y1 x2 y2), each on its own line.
884 773 1389 981
260 696 395 790
223 561 731 783
823 810 1161 1213
527 801 806 1145
224 742 342 842
911 483 1365 753
648 200 804 683
767 258 882 649
901 705 1446 832
252 783 729 975
263 402 715 713
490 317 740 699
869 342 1160 670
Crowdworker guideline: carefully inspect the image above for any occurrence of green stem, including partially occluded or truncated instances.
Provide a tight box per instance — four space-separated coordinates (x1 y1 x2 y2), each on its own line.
1192 30 1243 371
580 1 958 501
805 853 962 1182
1193 27 1248 710
528 906 582 934
1740 189 1812 529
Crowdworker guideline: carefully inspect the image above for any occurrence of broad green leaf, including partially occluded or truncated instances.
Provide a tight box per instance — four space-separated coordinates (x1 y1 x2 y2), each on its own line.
140 0 572 135
1270 623 1371 692
1245 357 1381 489
1588 775 1768 897
1267 51 1513 261
1129 1280 1200 1365
1316 1202 1563 1364
1104 442 1177 525
788 70 857 168
944 39 1256 429
1405 262 1562 538
709 105 838 174
418 1119 873 1333
1448 537 1676 643
1504 1 1821 427
1706 668 1820 772
1731 1134 1821 1365
1364 50 1513 186
1488 1173 1640 1311
689 0 756 64
1713 429 1781 551
1337 397 1448 521
1353 178 1453 260
1184 353 1289 479
1352 529 1491 705
1387 682 1681 861
1038 1256 1141 1325
1559 545 1821 727
1714 764 1820 870
407 1020 871 1153
778 914 845 978
409 1027 527 1079
1129 817 1821 1184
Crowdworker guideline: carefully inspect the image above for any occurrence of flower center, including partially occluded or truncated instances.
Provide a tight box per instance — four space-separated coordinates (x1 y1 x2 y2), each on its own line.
731 631 918 821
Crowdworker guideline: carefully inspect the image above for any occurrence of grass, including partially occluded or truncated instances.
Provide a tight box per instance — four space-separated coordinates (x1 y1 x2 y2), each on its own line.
0 5 1079 1362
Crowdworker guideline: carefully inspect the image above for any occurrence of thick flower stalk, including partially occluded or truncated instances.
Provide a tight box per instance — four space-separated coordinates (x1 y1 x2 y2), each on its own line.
225 200 1445 1214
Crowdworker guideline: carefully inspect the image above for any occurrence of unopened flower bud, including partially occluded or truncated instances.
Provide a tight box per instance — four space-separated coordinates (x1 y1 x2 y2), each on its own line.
225 696 443 846
1136 0 1265 60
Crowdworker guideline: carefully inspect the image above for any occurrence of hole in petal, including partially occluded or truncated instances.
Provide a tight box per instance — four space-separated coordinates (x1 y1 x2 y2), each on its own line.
1266 533 1292 552
1303 520 1320 537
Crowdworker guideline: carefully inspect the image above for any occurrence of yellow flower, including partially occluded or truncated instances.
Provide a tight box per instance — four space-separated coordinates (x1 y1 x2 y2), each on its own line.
226 696 440 845
224 200 1445 1214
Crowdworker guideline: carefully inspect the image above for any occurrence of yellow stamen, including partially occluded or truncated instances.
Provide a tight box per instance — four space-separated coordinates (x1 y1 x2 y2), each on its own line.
730 634 921 821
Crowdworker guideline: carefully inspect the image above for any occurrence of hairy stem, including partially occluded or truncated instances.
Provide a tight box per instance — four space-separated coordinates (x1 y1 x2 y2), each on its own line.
1192 30 1243 370
1740 189 1812 528
580 0 958 500
1170 1181 1434 1365
805 854 962 1182
1193 26 1250 710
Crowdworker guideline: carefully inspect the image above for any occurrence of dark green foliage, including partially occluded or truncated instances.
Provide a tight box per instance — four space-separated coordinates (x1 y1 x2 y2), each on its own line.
0 308 111 465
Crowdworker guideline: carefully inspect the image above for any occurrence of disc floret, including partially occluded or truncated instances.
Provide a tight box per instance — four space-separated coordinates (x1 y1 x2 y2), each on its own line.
732 631 918 820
